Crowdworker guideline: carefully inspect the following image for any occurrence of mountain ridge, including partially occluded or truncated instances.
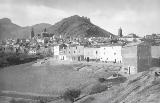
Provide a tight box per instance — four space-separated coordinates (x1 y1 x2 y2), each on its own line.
0 18 52 40
0 15 115 40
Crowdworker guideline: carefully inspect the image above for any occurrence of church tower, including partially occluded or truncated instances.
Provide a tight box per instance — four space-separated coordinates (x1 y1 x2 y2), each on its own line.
31 28 35 39
118 27 123 37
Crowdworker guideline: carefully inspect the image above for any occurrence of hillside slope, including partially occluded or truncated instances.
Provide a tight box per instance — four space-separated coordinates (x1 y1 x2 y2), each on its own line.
47 15 114 38
11 23 52 39
75 68 160 103
0 18 51 40
0 18 21 40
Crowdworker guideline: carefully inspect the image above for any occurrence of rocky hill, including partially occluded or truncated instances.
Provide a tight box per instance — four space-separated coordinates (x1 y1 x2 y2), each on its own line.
47 15 114 38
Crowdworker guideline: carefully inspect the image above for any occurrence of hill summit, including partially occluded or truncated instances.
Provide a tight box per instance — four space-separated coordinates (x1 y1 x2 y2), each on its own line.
47 15 114 38
0 18 12 24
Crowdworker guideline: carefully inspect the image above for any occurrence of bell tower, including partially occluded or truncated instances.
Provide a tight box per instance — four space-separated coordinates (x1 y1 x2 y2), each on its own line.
118 27 123 37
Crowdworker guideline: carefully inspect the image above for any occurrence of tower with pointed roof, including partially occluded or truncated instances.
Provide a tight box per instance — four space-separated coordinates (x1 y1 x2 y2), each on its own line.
118 27 123 37
31 28 35 39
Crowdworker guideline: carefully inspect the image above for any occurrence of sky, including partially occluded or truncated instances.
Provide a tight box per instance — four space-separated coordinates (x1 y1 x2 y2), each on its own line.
0 0 160 36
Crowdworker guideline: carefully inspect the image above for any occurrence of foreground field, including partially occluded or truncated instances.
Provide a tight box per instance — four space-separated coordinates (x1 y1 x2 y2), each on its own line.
0 58 124 103
0 61 91 95
0 59 119 94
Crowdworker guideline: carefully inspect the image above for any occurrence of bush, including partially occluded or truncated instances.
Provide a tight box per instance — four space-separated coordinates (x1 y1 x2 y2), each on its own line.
39 99 47 103
98 78 106 83
89 83 108 95
10 98 16 103
9 98 30 103
37 96 48 103
63 89 81 103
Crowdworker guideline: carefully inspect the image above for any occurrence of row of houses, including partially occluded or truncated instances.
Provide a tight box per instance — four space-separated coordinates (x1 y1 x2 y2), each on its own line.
53 44 123 63
53 42 160 75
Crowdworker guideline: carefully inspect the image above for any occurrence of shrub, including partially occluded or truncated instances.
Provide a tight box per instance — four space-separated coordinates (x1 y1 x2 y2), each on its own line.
63 89 81 103
10 98 16 103
9 98 30 103
39 99 47 103
89 83 108 95
37 96 47 103
98 78 106 83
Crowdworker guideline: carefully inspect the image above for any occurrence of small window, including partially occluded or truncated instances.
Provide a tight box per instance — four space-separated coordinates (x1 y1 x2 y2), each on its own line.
76 47 77 49
114 53 116 55
74 51 75 53
96 51 98 54
69 51 70 54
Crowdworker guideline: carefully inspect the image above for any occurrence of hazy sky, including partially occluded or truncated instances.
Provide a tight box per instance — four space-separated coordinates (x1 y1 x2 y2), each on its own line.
0 0 160 36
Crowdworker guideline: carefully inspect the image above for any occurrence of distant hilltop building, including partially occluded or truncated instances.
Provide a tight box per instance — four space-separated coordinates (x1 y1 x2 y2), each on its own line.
82 16 90 23
118 27 123 37
118 33 141 42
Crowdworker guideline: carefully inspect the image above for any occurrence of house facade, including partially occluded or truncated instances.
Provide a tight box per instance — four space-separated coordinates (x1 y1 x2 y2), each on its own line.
151 46 160 67
66 45 84 61
53 45 60 60
99 45 122 63
121 42 151 75
53 44 67 60
84 46 100 61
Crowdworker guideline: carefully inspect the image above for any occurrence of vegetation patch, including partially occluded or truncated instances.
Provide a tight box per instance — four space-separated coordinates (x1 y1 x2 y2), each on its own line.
62 89 81 103
89 83 108 95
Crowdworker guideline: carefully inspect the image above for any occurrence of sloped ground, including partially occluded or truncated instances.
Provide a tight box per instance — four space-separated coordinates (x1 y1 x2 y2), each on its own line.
75 67 160 103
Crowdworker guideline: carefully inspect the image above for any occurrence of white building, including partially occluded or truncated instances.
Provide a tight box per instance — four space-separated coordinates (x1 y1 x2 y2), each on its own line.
53 45 60 60
99 45 122 63
37 39 44 44
84 46 100 61
53 45 59 55
28 48 37 55
53 44 68 60
119 33 142 42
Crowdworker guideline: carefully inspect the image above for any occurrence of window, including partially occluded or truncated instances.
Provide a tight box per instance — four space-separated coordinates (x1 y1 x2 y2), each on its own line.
96 51 98 54
74 51 75 53
114 53 116 55
69 51 70 54
76 47 77 49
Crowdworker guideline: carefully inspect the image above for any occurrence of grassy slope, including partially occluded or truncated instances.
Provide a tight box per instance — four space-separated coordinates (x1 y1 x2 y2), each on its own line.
75 68 160 103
